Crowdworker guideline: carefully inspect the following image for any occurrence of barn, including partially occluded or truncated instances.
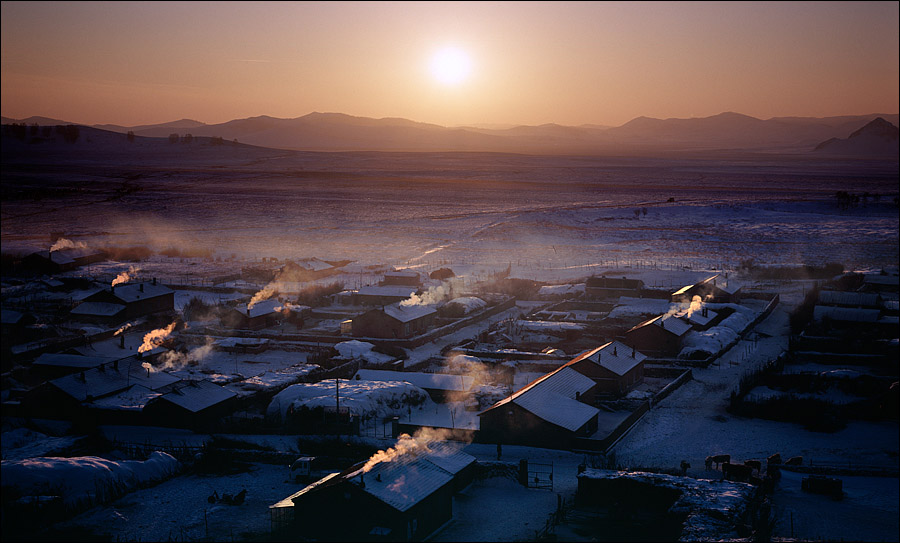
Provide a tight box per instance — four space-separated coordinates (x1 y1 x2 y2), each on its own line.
478 366 600 448
352 303 437 339
143 379 238 429
566 340 648 396
623 314 692 358
272 442 475 541
79 280 174 320
671 274 741 304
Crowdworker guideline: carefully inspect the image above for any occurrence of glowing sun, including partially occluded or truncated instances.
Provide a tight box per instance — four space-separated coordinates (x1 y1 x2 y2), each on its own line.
430 46 472 85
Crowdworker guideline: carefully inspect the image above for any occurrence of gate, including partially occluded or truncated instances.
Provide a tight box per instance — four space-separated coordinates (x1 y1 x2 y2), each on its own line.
519 459 553 490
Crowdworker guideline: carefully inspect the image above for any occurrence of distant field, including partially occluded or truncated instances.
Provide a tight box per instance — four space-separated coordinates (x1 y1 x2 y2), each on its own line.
2 147 897 272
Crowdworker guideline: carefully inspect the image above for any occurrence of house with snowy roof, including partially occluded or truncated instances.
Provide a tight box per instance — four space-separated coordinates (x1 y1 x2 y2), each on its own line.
565 340 648 395
143 379 238 429
671 274 741 304
353 369 474 402
623 313 693 357
31 352 117 379
817 290 881 308
352 302 437 339
478 365 600 448
225 299 285 330
680 306 720 331
78 279 174 321
271 440 475 541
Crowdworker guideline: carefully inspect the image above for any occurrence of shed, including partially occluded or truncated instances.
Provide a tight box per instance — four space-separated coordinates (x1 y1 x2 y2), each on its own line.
479 366 599 448
352 303 437 339
623 314 692 358
382 270 422 287
817 290 881 308
585 276 645 299
354 285 418 306
226 299 284 330
22 247 106 274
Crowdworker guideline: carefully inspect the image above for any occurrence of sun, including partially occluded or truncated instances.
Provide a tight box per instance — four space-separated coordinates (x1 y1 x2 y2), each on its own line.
430 46 472 85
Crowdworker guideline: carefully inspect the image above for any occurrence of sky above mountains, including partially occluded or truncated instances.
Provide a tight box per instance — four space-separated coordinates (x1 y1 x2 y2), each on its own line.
1 1 898 127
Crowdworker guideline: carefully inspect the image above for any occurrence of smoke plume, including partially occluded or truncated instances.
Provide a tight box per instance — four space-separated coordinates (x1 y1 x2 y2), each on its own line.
248 285 278 309
399 279 462 307
112 265 141 287
50 238 87 252
138 322 177 353
686 295 703 317
355 427 462 475
113 323 132 336
156 341 215 371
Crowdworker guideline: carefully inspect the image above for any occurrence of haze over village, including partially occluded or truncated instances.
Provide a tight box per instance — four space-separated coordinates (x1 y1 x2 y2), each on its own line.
1 2 898 542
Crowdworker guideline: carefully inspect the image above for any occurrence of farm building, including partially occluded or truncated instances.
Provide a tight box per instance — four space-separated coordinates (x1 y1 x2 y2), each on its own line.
79 280 174 320
30 352 117 379
225 299 284 330
352 303 437 339
671 274 741 304
623 314 692 358
353 369 474 402
565 340 648 396
681 306 720 331
382 270 423 287
271 438 475 541
861 273 899 294
478 366 600 448
585 276 644 299
143 379 238 429
21 247 106 274
353 285 419 306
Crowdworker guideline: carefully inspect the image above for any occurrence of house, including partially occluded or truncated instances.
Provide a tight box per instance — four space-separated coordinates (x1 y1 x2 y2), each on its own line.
565 340 647 396
585 276 644 300
352 303 437 339
225 299 284 330
272 441 475 541
354 285 419 306
623 314 692 358
353 369 474 402
671 274 741 304
478 366 600 448
21 247 106 274
680 306 720 331
78 280 174 320
143 379 238 429
31 352 117 379
382 270 422 287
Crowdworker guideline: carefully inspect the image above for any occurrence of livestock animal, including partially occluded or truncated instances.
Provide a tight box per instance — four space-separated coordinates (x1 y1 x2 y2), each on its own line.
785 456 803 466
207 491 218 504
680 460 690 476
767 453 782 465
231 489 247 505
709 454 731 470
722 462 753 482
705 456 713 470
743 459 762 475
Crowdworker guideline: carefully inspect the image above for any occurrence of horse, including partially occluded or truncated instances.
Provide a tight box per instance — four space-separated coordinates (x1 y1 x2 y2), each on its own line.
766 453 782 465
705 456 713 470
709 454 731 470
231 489 247 505
207 490 218 504
743 459 762 475
680 460 690 476
722 462 752 482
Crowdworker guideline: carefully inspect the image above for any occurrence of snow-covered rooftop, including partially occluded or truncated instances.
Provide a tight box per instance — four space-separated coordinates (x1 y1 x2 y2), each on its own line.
383 302 437 323
33 353 116 370
357 285 417 298
353 369 474 392
70 302 126 317
444 296 487 314
237 299 283 318
48 358 180 402
357 453 454 512
683 308 718 327
151 379 236 412
818 290 880 307
1 309 24 324
813 306 881 322
490 366 599 432
576 340 648 376
109 282 174 303
89 384 161 411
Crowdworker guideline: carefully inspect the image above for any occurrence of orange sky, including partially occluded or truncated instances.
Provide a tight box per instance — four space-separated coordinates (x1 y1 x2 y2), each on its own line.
2 1 898 127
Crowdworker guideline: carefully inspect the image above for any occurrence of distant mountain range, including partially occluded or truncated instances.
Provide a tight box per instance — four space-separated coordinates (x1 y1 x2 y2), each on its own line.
813 117 899 157
3 111 898 156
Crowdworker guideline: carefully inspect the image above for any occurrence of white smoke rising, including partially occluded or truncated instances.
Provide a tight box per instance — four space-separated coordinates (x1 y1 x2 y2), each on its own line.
399 279 461 307
112 265 140 287
113 323 132 336
138 322 177 353
156 341 215 371
686 295 703 317
50 238 87 252
355 427 462 474
248 285 278 308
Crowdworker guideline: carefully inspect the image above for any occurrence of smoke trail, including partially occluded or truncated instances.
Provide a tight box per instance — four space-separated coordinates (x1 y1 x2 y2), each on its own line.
50 238 87 252
112 265 141 287
156 341 215 371
138 322 177 353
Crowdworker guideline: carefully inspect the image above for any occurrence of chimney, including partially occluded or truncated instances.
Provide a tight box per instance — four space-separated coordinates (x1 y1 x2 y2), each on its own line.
375 473 382 482
139 283 144 292
120 334 125 348
613 346 617 357
113 360 118 370
632 346 636 358
146 366 151 377
246 307 251 317
703 307 708 318
359 473 365 488
152 277 157 286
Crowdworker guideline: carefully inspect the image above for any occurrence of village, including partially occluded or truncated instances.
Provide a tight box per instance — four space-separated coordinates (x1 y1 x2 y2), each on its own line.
1 243 898 541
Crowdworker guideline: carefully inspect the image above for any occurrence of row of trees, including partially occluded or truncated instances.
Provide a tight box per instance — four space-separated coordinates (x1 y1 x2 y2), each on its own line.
4 123 80 143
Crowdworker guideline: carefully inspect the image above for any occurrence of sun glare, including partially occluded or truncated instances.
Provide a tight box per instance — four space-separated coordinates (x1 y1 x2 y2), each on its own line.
430 47 471 85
